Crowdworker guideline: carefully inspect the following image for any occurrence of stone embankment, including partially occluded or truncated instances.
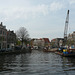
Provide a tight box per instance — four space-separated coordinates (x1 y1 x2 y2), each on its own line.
0 49 32 55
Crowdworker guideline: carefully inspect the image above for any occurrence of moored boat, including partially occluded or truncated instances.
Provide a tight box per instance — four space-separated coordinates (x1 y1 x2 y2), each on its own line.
55 48 75 57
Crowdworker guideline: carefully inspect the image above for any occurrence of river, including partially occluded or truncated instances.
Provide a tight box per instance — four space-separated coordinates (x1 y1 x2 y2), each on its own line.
0 50 75 75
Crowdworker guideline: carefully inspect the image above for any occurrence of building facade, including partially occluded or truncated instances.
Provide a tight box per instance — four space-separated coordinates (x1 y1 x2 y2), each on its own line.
31 38 50 48
67 31 75 45
43 38 50 47
51 38 64 48
67 31 75 41
0 22 7 50
0 22 16 50
7 30 16 49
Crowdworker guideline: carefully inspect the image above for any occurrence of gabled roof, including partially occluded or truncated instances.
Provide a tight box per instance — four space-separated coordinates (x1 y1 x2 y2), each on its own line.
43 38 50 43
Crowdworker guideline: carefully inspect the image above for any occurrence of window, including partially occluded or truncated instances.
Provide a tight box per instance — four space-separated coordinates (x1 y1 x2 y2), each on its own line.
0 29 2 34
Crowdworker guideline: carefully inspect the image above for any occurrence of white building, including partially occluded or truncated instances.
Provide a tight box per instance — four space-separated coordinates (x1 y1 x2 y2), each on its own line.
32 38 50 47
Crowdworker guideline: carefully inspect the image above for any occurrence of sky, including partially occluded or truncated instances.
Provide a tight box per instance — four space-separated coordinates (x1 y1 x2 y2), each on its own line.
0 0 75 41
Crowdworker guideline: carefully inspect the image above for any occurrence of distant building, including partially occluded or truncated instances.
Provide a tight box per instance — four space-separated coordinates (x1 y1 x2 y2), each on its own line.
51 38 64 47
40 38 45 47
0 22 7 50
43 38 50 47
31 38 50 47
67 31 75 45
67 31 75 41
32 38 41 46
7 30 16 49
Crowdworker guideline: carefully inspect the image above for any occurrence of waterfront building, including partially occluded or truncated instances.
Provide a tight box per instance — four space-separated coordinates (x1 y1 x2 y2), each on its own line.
31 38 50 48
67 31 75 45
43 38 50 47
67 31 75 41
32 38 41 46
7 30 16 49
0 22 16 50
51 38 64 48
0 22 7 50
39 38 45 47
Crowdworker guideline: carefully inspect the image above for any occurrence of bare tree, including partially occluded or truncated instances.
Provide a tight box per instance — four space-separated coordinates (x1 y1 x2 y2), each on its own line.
16 27 29 46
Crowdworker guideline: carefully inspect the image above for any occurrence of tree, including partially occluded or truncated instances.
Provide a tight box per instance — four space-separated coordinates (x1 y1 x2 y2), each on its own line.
16 27 29 47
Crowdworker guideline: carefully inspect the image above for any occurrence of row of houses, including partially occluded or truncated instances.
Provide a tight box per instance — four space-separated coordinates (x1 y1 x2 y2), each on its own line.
0 22 16 50
30 38 50 48
29 31 75 48
0 22 51 50
1 22 75 50
51 31 75 48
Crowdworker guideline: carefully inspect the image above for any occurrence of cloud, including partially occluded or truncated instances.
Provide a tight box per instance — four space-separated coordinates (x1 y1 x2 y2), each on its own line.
69 0 75 4
30 27 63 39
31 4 48 16
0 4 49 22
50 2 63 11
0 1 65 22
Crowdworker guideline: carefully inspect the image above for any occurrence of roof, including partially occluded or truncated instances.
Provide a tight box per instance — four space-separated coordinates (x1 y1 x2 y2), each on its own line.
43 38 50 43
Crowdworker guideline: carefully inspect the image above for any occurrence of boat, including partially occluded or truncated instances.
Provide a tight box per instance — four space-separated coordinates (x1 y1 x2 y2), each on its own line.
55 48 75 57
43 48 58 52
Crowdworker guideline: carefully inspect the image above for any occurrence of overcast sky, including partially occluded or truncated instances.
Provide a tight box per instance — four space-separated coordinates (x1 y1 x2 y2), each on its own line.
0 0 75 40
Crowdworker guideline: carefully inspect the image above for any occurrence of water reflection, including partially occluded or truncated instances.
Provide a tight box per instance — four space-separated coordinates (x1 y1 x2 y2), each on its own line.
62 57 75 70
0 54 16 72
0 55 5 71
0 50 75 75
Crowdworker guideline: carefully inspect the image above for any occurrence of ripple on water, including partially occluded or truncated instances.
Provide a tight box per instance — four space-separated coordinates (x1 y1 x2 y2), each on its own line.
0 50 75 75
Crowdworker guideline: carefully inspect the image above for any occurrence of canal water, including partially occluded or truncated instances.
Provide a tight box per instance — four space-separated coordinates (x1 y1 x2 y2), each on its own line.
0 50 75 75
